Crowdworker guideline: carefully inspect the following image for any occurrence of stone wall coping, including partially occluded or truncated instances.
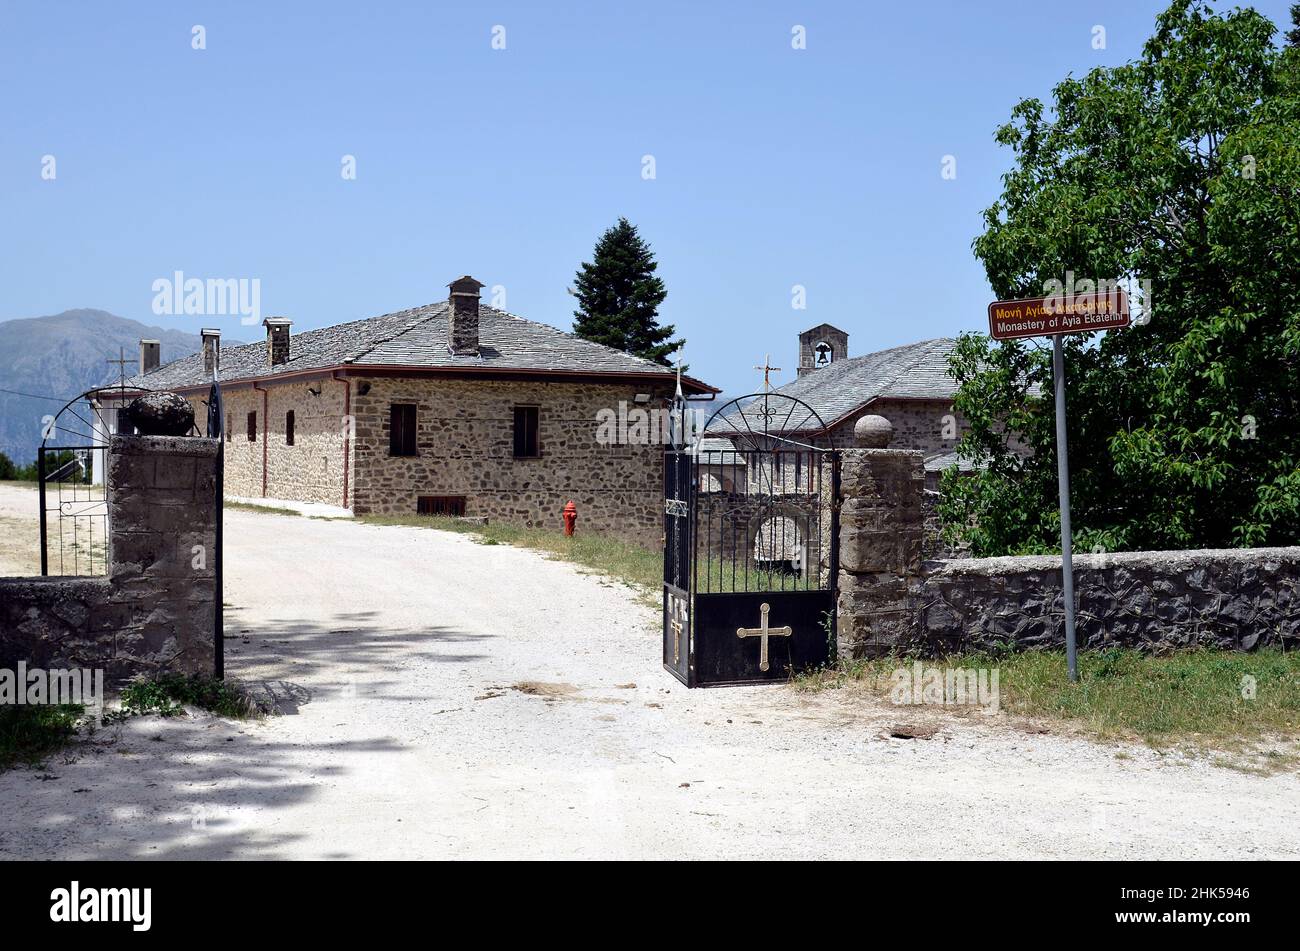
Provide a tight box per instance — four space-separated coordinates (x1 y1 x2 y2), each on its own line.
0 576 113 594
841 447 924 461
929 545 1300 578
110 434 219 458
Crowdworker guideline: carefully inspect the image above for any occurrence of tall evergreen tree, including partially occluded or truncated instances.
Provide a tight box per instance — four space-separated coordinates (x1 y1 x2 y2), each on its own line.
1287 3 1300 46
572 218 682 365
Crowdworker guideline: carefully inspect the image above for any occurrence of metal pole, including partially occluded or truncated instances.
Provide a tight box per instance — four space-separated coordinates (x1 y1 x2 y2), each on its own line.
1053 334 1078 682
38 447 48 576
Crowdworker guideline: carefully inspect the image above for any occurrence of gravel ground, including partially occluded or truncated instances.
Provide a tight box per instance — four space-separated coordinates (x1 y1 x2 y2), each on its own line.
0 484 1297 860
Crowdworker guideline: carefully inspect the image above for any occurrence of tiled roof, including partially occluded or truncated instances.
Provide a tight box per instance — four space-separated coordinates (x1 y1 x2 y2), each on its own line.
116 302 714 392
751 338 960 431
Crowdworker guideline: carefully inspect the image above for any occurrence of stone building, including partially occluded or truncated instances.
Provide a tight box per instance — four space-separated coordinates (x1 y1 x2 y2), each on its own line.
710 329 970 489
100 276 715 546
697 329 969 573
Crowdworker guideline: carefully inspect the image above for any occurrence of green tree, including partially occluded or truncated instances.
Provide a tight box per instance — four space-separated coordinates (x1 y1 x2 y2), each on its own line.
572 217 681 365
0 451 16 480
1287 4 1300 46
941 0 1300 556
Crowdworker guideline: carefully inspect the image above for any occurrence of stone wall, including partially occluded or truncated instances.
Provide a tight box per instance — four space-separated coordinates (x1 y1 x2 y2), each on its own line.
835 448 927 657
920 548 1300 654
350 377 677 546
823 398 964 453
835 442 1300 658
0 435 219 683
183 382 352 506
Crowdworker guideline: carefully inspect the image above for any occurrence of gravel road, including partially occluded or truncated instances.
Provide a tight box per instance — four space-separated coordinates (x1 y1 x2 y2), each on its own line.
1 485 1297 859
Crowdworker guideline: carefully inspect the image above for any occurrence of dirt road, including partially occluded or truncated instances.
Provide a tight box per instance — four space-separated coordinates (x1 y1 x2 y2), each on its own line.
0 484 1296 859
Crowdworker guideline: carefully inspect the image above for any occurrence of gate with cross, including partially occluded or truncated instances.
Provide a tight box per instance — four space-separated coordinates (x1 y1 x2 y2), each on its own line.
663 392 839 687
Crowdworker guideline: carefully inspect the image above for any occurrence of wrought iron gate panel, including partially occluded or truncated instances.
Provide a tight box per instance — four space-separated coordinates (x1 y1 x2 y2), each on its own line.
693 590 833 685
662 449 693 685
662 393 838 687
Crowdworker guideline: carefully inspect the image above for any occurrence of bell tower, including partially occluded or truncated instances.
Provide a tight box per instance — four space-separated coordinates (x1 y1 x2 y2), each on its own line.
797 323 849 376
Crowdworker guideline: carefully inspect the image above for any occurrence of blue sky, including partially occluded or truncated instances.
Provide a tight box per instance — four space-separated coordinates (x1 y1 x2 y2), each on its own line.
2 0 1293 398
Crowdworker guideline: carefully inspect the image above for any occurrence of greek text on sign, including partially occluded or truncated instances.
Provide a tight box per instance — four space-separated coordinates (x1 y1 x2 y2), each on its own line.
987 290 1130 340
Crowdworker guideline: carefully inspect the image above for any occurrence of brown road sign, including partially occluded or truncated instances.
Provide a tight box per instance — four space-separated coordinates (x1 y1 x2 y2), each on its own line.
988 290 1131 340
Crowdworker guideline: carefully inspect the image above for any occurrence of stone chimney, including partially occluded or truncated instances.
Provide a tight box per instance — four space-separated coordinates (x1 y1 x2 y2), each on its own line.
447 275 484 356
201 328 222 376
139 339 161 374
263 317 292 367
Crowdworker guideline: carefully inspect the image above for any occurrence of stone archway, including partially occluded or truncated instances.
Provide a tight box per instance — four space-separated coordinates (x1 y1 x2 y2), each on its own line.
747 503 816 579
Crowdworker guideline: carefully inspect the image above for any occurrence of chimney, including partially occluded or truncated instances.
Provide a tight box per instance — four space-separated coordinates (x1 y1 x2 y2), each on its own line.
139 339 161 374
447 275 484 355
201 328 222 376
263 317 292 367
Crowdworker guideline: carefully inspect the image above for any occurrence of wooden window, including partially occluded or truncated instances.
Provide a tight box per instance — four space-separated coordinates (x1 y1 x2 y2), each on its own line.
389 403 417 456
513 406 539 458
417 495 466 517
247 411 257 442
285 410 295 446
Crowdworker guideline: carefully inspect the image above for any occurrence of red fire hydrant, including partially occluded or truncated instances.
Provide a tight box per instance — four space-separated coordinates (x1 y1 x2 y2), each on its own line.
562 500 578 537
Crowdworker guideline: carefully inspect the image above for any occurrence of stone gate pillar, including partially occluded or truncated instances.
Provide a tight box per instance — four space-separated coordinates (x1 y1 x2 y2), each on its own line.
836 416 926 658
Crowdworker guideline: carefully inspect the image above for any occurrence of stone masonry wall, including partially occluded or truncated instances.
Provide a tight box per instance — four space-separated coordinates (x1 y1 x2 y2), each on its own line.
836 445 1300 658
824 399 964 453
836 448 927 657
0 435 219 683
181 381 352 507
920 548 1300 654
351 377 676 546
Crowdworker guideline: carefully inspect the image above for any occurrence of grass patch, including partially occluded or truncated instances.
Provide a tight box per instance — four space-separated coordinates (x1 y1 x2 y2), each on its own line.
1 675 258 772
0 704 85 770
224 500 301 517
357 514 662 599
121 674 259 719
797 647 1300 750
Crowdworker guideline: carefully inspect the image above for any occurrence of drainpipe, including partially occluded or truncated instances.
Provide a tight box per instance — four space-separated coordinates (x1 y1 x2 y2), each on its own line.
252 381 268 497
333 370 351 509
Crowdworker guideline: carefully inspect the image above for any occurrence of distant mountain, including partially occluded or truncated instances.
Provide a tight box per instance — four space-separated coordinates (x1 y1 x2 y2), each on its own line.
0 309 238 465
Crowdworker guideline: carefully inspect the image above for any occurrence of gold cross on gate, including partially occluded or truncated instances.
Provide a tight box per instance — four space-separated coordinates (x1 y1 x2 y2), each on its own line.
736 602 792 672
753 354 782 392
671 617 683 664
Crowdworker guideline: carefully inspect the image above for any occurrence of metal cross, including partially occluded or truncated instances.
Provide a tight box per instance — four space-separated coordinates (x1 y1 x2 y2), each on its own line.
670 617 683 665
736 602 792 672
106 347 137 393
753 355 782 392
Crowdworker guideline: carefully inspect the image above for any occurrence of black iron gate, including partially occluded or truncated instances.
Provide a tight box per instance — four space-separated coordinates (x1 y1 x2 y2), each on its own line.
663 393 839 687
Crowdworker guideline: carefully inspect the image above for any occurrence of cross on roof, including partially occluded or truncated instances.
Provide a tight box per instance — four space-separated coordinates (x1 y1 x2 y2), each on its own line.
753 354 782 391
106 347 138 393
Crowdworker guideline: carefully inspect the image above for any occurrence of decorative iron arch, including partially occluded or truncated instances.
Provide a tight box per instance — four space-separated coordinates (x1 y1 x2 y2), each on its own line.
700 392 830 454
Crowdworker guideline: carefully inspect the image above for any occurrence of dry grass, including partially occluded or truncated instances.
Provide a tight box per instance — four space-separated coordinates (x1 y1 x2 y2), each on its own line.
0 514 40 575
356 514 662 603
797 647 1300 765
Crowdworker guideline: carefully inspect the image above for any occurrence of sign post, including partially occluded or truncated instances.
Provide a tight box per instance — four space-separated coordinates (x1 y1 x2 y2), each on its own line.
1051 333 1077 681
987 290 1131 682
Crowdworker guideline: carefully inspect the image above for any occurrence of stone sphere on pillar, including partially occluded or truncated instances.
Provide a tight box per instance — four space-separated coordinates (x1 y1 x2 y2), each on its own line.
854 414 893 448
